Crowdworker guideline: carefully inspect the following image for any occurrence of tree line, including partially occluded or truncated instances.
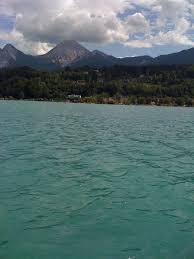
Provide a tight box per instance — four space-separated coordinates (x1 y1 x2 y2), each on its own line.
1 65 194 106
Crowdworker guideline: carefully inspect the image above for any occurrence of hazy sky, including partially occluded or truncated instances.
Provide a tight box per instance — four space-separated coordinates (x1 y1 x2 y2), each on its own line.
1 0 194 57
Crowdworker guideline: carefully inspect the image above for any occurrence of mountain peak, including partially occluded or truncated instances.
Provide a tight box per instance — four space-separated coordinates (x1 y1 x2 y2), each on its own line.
58 40 79 46
3 44 17 51
55 40 89 52
2 44 23 61
44 40 90 67
92 50 107 57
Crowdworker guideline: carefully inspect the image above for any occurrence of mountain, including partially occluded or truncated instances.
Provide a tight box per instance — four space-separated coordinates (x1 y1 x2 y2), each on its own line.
0 48 10 68
119 55 154 66
72 50 153 67
154 48 194 65
3 44 25 61
0 45 17 68
1 40 194 70
42 40 90 67
72 50 117 67
73 47 194 67
0 44 58 70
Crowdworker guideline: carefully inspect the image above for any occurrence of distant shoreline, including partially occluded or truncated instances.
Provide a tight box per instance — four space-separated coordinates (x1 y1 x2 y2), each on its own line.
2 66 194 108
0 97 193 108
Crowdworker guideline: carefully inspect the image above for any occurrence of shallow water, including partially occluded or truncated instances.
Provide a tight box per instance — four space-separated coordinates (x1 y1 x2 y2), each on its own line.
0 101 194 259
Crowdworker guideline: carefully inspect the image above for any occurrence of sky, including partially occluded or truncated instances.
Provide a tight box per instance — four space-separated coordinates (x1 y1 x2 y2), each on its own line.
1 0 194 57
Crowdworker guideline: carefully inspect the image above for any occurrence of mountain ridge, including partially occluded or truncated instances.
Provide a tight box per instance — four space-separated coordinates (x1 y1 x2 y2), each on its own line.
1 40 194 69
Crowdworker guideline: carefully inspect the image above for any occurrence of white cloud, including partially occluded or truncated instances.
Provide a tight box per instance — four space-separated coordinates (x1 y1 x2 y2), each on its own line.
175 18 190 33
155 0 189 20
124 40 152 48
125 13 150 34
1 0 194 54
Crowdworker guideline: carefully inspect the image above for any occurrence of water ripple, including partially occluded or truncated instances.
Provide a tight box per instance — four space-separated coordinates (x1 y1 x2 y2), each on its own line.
1 102 194 259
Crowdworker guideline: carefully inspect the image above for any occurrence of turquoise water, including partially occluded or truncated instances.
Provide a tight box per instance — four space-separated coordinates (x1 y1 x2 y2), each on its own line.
0 101 194 259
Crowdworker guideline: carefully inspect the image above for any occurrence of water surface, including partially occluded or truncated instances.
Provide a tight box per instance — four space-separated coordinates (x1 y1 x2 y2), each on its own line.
0 101 194 259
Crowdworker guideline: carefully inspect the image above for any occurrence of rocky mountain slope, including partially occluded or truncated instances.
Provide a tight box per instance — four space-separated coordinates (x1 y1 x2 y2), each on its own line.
42 40 90 67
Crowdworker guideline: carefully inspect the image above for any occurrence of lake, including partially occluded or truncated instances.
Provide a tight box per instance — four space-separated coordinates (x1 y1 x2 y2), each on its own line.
0 101 194 259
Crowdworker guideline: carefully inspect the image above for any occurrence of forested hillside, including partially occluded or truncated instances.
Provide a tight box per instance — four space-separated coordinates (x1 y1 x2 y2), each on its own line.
1 65 194 106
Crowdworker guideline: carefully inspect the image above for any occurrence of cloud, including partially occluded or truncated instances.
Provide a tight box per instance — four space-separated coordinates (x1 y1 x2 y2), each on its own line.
1 0 194 54
126 13 150 34
156 0 189 20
